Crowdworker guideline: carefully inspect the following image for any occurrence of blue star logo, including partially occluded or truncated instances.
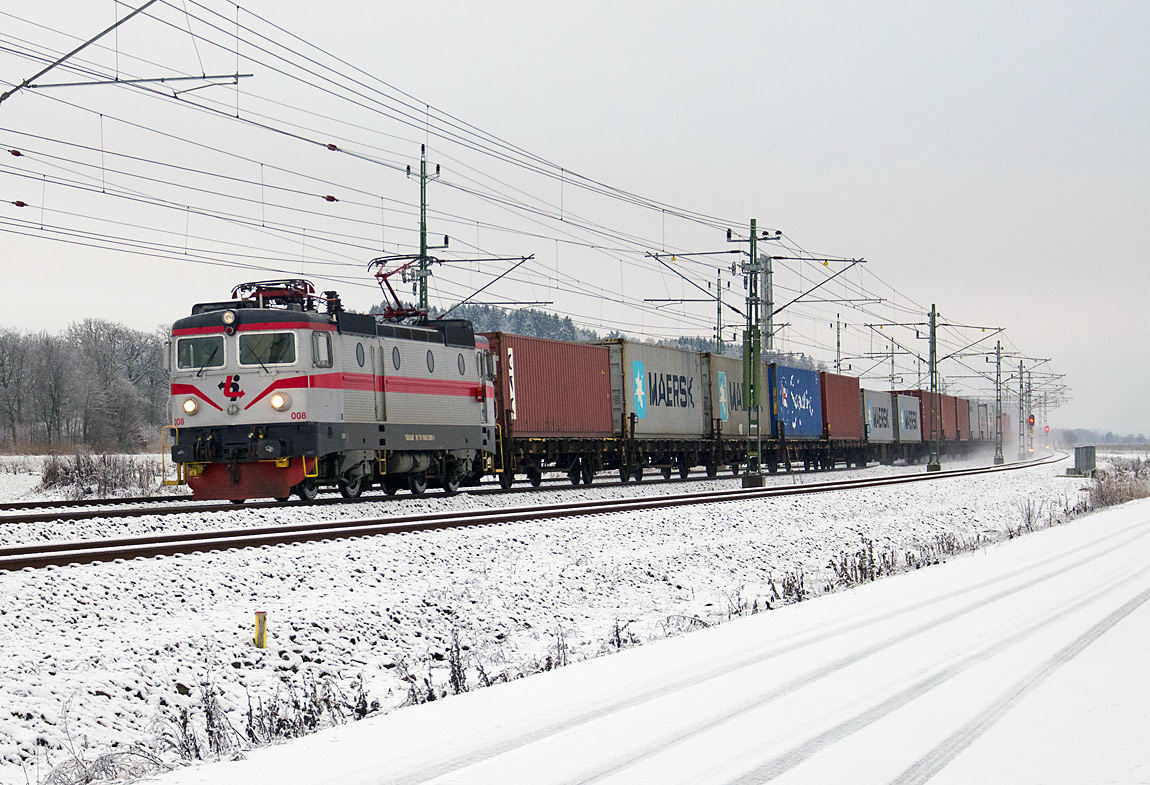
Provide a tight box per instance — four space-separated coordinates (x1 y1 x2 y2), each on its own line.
633 360 647 419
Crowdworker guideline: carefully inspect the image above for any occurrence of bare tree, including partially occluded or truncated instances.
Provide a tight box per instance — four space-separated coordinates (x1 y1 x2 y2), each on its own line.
0 328 29 444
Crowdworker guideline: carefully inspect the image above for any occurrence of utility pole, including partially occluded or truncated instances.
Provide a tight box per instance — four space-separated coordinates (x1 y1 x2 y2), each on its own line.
889 341 896 392
834 314 842 373
1021 360 1030 464
744 220 763 486
715 269 724 355
761 256 774 353
408 144 447 313
927 304 941 472
994 339 1004 465
727 220 780 488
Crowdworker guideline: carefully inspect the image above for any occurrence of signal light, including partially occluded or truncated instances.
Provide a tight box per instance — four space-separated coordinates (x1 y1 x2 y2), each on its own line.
1045 425 1050 433
1028 414 1035 427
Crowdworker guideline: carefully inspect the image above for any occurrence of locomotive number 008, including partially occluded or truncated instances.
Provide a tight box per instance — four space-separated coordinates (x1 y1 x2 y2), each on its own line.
290 411 307 420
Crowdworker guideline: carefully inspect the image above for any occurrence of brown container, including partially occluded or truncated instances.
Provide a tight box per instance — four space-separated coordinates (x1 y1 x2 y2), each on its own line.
942 394 959 440
955 397 971 441
483 332 614 438
819 371 863 441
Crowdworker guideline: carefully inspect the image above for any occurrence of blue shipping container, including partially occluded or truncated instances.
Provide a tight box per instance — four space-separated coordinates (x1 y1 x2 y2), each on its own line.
769 364 823 439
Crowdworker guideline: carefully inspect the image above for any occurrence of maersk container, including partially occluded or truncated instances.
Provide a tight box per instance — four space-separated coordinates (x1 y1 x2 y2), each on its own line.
483 332 614 438
820 371 863 441
768 364 823 440
896 393 923 442
956 397 971 441
704 353 759 438
862 389 895 443
604 340 708 438
902 390 955 440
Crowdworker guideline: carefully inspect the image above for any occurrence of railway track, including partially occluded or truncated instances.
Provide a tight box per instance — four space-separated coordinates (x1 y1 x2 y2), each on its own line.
0 454 1065 572
0 459 900 522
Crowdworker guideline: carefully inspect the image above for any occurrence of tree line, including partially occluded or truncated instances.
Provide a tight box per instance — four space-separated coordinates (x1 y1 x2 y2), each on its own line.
0 320 168 452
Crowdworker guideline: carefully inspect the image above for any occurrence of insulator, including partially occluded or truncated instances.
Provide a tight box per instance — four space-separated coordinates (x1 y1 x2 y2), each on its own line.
8 149 21 157
324 195 337 202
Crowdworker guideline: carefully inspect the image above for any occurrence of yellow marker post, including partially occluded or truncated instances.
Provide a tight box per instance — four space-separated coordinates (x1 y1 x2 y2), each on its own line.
254 611 267 648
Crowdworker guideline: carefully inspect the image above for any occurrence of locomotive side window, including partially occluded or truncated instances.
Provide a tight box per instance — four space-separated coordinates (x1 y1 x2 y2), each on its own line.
392 346 401 370
312 332 333 368
457 353 466 376
356 343 365 368
426 350 435 373
239 332 295 366
176 336 224 370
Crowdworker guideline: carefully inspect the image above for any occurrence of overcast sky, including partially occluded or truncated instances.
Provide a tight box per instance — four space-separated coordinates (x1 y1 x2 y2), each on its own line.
1 1 1147 434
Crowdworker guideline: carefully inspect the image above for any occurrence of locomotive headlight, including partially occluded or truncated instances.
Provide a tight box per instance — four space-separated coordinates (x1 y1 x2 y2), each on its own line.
182 397 199 415
270 392 291 412
221 309 237 325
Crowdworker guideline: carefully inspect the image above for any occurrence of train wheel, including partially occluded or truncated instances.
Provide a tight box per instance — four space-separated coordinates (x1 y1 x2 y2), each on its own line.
632 464 644 482
443 474 460 495
339 475 364 500
568 461 582 485
295 479 318 503
498 471 515 490
678 461 690 480
619 464 631 483
661 465 672 481
408 473 427 496
229 499 245 505
580 461 594 485
273 496 290 503
527 467 543 487
706 463 718 478
730 462 740 477
383 478 401 496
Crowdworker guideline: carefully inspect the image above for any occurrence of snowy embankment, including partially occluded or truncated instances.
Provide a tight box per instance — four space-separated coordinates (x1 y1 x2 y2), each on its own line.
0 454 1089 782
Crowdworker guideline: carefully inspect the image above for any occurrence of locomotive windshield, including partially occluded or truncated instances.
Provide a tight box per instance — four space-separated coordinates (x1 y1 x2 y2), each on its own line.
239 332 296 366
176 336 224 370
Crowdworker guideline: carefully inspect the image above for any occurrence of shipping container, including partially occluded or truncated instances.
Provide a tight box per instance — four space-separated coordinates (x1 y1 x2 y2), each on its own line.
977 403 989 440
768 364 823 439
604 339 709 438
941 394 959 440
899 390 942 440
896 393 923 442
820 371 863 441
956 397 971 441
483 333 614 438
862 389 895 443
704 353 760 438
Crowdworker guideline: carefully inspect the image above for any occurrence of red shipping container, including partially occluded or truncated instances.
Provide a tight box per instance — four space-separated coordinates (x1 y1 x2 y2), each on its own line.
819 371 863 441
956 397 971 441
483 332 614 438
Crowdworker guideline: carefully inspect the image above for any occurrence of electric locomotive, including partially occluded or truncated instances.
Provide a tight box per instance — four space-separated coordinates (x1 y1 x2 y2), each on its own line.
167 280 496 501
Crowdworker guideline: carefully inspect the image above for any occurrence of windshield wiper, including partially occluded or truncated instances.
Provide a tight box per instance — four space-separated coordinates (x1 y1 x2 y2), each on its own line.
195 346 219 377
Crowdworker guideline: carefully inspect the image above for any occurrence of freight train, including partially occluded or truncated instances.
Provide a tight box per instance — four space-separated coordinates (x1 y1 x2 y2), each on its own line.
166 280 1009 501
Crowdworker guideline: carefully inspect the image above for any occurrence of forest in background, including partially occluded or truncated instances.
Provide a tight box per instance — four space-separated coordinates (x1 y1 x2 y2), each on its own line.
0 321 168 452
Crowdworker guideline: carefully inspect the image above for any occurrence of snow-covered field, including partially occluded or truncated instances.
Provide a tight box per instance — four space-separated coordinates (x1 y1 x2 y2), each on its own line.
0 453 1093 783
159 488 1150 785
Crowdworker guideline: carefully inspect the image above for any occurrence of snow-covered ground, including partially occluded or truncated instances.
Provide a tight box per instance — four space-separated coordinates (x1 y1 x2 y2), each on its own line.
156 491 1150 785
0 453 1094 783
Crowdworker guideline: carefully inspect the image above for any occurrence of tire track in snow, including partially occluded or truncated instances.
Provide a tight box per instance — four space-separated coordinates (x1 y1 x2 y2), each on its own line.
727 564 1150 783
383 520 1150 785
888 583 1150 785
